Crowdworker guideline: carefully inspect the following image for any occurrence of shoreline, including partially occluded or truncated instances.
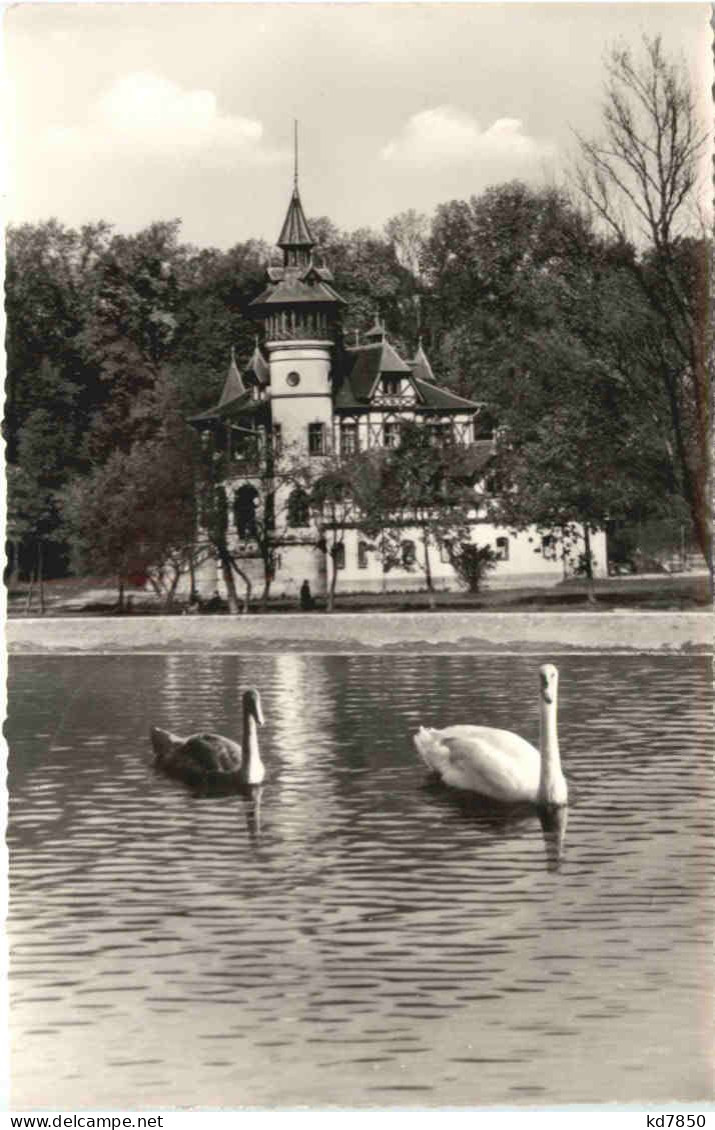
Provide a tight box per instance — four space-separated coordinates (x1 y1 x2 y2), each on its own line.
6 611 712 654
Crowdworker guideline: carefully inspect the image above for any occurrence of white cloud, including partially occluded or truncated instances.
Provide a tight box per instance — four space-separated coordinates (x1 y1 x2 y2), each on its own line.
381 106 554 169
46 72 278 167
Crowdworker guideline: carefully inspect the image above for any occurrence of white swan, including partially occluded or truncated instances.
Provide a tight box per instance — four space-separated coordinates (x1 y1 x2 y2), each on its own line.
413 663 567 807
151 687 266 788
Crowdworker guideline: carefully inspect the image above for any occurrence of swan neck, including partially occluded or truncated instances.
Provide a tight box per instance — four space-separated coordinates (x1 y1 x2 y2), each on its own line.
242 710 264 785
538 693 562 803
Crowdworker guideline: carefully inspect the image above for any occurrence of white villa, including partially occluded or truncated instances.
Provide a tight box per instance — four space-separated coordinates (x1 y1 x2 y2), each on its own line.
189 174 607 600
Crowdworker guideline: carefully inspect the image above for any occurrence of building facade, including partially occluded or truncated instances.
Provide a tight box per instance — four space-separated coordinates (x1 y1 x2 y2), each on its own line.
190 176 607 600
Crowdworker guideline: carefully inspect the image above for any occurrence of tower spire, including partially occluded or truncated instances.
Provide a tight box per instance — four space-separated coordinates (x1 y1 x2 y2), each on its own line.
277 122 315 266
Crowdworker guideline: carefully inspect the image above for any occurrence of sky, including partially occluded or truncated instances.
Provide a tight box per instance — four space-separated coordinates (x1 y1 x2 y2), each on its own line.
5 2 711 249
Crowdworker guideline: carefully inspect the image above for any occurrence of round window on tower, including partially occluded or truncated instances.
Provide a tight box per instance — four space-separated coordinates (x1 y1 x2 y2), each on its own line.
286 371 301 387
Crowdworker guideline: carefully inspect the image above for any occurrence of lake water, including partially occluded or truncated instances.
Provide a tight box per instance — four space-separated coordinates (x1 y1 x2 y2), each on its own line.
6 652 713 1109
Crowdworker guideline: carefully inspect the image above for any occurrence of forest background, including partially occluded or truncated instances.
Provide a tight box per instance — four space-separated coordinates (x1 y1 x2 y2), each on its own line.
5 38 710 607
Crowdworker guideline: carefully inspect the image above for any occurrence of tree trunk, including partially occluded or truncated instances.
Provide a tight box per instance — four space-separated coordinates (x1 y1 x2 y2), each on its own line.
261 575 272 611
189 550 197 601
660 361 713 588
25 565 35 615
148 574 164 602
217 548 241 614
38 541 45 615
583 524 596 605
165 569 181 611
231 557 253 615
9 539 20 586
327 554 338 613
423 530 436 610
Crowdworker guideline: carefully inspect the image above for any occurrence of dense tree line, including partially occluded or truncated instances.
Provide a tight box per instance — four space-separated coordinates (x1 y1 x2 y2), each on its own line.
5 37 709 603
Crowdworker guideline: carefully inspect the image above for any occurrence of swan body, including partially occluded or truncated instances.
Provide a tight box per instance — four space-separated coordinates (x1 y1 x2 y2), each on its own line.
414 663 567 807
151 687 265 788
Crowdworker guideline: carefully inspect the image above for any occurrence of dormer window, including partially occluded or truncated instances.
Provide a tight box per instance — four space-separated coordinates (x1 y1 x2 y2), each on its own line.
382 376 400 397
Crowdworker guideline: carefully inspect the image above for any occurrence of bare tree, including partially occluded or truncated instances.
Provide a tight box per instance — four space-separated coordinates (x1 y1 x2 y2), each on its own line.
384 209 430 279
575 35 711 578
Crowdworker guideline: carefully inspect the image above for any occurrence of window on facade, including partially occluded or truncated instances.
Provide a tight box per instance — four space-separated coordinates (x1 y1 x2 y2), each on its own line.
272 423 282 454
541 534 557 561
231 429 256 465
287 488 310 528
384 420 400 449
358 542 369 569
439 539 454 565
428 420 452 446
401 540 416 568
341 422 358 455
234 484 258 540
495 536 510 561
382 376 400 397
334 543 346 570
308 422 325 456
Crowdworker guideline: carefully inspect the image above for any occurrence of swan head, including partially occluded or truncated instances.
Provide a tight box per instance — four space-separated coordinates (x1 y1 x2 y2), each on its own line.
539 663 558 705
243 687 265 726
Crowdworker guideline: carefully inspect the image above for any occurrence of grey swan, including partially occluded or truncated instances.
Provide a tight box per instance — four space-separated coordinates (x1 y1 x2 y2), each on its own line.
151 687 266 789
413 663 567 807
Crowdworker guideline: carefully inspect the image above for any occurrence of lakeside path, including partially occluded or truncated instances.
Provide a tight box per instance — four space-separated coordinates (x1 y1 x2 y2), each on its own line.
6 611 712 654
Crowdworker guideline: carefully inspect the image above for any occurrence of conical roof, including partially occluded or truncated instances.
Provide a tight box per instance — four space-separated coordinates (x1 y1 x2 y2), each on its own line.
410 340 436 384
278 186 315 250
218 349 246 407
245 342 270 386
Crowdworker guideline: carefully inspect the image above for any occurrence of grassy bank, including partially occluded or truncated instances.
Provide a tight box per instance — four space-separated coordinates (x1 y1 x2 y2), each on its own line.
6 571 711 618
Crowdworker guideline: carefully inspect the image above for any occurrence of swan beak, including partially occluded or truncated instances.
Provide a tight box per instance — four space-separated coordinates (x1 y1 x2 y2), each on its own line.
540 672 553 704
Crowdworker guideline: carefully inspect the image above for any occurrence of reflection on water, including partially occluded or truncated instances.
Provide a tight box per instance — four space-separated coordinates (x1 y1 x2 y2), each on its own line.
7 654 714 1109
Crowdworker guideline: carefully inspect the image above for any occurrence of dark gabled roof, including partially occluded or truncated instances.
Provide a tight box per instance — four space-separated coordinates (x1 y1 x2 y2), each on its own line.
376 339 412 376
277 186 315 249
341 343 383 401
250 273 345 309
267 261 334 284
412 376 482 412
189 388 252 424
340 339 412 402
189 393 269 425
337 335 479 412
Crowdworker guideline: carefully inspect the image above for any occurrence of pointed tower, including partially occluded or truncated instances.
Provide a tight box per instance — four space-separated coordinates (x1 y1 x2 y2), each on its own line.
250 127 344 452
218 348 246 406
277 185 315 269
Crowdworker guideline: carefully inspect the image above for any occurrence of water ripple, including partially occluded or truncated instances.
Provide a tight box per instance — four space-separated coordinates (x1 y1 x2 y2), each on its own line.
7 653 713 1109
